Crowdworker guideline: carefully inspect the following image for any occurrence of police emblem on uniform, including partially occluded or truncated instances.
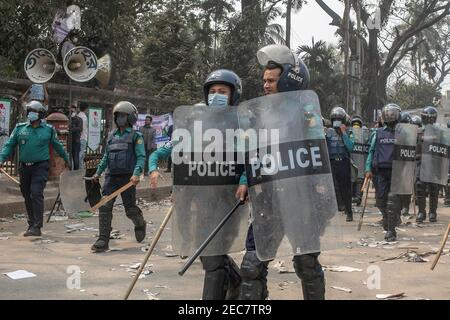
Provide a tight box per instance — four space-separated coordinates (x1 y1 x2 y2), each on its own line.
137 138 143 144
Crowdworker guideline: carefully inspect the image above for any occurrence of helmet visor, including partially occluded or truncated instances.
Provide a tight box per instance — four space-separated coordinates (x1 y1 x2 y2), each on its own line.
382 108 400 123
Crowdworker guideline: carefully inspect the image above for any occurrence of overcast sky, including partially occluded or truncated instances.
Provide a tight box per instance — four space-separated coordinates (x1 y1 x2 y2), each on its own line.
277 1 450 95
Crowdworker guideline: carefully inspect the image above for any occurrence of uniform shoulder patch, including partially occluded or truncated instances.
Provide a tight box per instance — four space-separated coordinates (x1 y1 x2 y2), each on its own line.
136 137 144 144
17 122 27 127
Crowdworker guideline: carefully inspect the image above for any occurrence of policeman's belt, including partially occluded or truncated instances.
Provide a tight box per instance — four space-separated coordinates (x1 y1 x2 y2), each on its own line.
21 160 49 167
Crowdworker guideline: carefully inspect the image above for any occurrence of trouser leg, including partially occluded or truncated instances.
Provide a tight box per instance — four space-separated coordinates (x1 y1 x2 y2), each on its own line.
293 252 325 300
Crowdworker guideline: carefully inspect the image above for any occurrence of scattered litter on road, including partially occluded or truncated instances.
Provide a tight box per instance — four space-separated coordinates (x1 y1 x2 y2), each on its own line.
330 286 352 293
0 237 9 240
0 218 13 223
3 270 36 280
400 237 414 241
65 223 98 233
13 214 26 220
143 289 160 300
357 237 398 248
80 289 86 293
75 211 93 218
65 223 86 232
106 248 125 252
423 233 439 237
323 266 363 272
110 230 125 239
277 281 290 290
370 250 436 263
164 252 178 257
34 239 56 244
376 293 405 300
49 216 69 221
366 222 381 227
138 269 153 279
273 260 295 273
155 285 169 289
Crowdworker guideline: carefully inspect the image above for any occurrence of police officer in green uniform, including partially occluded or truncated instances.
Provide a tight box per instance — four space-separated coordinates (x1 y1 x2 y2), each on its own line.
0 100 69 236
91 101 147 252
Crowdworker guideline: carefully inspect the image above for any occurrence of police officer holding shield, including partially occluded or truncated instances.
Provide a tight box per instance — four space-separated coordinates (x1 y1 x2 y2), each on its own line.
398 111 413 218
239 44 327 300
326 107 355 221
0 101 69 236
149 70 245 300
365 104 403 242
416 106 443 223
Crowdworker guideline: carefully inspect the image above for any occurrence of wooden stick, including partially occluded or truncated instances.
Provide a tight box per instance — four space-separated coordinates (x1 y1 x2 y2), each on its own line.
361 176 368 193
90 181 134 212
430 222 450 271
0 167 20 185
411 185 417 217
124 206 174 300
357 178 371 231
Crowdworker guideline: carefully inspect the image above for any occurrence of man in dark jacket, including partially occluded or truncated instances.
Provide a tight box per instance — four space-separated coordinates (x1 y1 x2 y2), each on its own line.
139 115 156 176
70 105 83 170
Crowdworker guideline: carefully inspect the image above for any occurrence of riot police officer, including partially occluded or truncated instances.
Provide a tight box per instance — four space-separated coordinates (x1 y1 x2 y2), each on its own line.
239 44 326 300
365 103 402 242
149 69 244 300
445 120 450 207
349 115 367 206
398 111 413 219
0 100 69 236
416 106 440 223
326 107 355 221
91 101 147 252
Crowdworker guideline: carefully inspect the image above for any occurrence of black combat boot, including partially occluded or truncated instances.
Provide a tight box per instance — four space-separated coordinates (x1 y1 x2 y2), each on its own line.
416 194 426 223
429 193 438 223
91 213 112 252
24 226 41 237
385 193 398 242
346 210 353 222
126 208 147 243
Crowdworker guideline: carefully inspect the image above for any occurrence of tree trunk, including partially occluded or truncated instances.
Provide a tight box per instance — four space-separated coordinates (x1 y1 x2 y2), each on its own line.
365 28 382 122
286 0 292 48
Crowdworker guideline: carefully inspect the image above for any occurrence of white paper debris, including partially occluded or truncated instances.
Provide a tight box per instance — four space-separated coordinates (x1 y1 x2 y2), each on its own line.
3 270 36 280
323 266 363 272
376 293 405 299
330 286 352 293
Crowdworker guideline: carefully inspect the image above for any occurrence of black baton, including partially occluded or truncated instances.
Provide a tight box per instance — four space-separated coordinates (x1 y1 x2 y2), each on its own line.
178 200 243 276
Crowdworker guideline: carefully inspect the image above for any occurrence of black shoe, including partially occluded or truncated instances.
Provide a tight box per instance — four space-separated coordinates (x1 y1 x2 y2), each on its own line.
24 227 41 237
91 238 109 252
384 231 397 242
429 212 437 223
416 212 426 223
134 221 147 243
346 214 353 222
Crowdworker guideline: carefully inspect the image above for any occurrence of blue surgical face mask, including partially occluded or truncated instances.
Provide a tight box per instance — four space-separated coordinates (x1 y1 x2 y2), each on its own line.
116 114 128 127
208 93 229 107
332 120 342 128
27 111 39 122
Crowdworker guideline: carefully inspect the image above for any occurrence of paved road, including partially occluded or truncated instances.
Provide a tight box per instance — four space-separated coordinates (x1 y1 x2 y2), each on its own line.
0 192 449 300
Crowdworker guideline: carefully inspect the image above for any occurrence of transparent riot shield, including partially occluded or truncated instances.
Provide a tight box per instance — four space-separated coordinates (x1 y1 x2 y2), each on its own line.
238 90 343 261
171 105 249 257
391 123 418 194
420 124 450 186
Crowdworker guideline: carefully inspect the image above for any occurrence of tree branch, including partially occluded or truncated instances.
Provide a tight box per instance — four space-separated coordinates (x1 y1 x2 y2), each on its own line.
382 2 450 77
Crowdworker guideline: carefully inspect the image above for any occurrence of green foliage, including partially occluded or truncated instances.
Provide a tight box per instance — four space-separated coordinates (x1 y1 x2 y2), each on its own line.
298 40 346 117
388 80 442 110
